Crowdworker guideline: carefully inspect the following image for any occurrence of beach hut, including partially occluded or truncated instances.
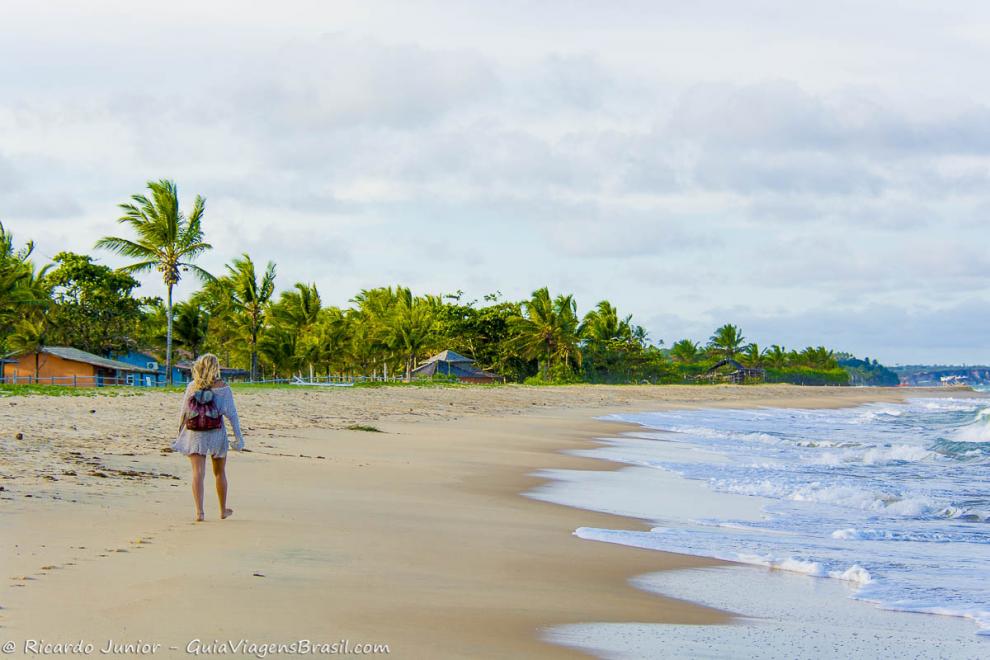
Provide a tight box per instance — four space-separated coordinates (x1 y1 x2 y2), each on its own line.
410 350 502 384
702 359 765 384
1 346 157 387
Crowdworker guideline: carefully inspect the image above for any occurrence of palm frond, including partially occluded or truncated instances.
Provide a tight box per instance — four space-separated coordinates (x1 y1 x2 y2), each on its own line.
177 241 213 259
181 263 217 284
117 260 159 275
94 236 158 259
186 195 206 230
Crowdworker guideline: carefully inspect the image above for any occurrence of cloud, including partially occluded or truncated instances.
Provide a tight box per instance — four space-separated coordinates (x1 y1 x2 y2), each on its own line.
0 152 21 189
668 80 990 155
3 5 990 362
647 301 990 365
226 36 499 133
0 151 84 220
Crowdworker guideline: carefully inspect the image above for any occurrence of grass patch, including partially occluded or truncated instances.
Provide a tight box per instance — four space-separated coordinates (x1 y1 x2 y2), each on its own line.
0 384 151 397
345 424 383 433
352 381 466 389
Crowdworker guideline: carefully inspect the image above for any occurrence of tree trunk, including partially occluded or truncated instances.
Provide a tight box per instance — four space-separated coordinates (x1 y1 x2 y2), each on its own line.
165 284 174 386
250 329 258 382
34 352 40 382
405 355 413 382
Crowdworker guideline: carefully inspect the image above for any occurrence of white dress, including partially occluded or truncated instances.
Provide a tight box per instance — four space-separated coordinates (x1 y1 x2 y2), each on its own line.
172 383 245 457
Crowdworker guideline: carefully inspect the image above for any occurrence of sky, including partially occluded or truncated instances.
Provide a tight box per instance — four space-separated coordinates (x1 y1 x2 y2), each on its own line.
1 0 989 364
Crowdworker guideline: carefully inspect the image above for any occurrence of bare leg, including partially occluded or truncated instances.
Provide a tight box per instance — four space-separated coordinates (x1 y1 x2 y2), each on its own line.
188 454 206 521
212 455 233 519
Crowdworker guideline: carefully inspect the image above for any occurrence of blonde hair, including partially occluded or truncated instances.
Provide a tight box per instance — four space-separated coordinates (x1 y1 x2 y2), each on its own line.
191 353 221 390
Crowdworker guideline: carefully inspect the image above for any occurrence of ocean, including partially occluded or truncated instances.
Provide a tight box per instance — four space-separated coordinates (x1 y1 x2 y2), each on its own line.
530 396 990 658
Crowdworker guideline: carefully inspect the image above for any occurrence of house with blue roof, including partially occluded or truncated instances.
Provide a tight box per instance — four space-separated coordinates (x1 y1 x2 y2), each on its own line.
114 350 188 386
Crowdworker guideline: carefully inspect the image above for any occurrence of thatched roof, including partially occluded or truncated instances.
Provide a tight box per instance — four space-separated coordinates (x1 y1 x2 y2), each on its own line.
705 358 765 374
419 350 474 365
411 350 499 379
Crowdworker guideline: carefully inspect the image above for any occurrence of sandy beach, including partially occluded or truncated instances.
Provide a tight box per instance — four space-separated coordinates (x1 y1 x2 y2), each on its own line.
0 384 974 658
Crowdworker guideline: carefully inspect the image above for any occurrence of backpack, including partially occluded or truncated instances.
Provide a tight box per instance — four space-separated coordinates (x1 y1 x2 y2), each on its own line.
184 388 224 431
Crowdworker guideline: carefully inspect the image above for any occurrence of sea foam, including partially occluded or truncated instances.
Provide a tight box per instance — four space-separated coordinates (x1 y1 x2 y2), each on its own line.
553 398 990 639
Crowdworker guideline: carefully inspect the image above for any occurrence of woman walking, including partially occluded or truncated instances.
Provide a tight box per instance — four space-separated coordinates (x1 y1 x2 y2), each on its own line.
173 353 245 522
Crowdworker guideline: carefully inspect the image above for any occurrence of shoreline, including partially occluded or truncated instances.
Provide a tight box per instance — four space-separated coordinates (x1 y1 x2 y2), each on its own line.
0 385 979 657
535 392 990 657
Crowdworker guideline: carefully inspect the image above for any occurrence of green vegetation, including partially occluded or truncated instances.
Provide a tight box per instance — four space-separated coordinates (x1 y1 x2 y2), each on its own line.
95 179 213 384
0 384 145 397
345 424 383 433
708 323 747 361
838 355 900 386
1 180 894 388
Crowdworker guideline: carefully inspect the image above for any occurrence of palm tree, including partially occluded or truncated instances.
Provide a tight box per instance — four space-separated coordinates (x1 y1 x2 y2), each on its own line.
299 306 349 377
259 324 298 378
0 223 30 299
7 318 47 381
386 287 437 381
799 346 838 370
95 179 213 385
268 282 323 378
742 343 763 367
580 301 633 344
512 287 582 380
2 244 53 378
670 339 701 364
0 223 43 335
276 282 322 330
224 254 276 380
346 308 384 376
708 324 746 361
764 344 788 369
351 286 400 377
630 323 649 347
172 301 210 358
190 276 240 367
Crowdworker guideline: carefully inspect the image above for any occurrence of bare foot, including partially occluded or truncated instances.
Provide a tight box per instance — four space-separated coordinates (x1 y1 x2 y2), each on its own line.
195 512 205 522
221 508 234 519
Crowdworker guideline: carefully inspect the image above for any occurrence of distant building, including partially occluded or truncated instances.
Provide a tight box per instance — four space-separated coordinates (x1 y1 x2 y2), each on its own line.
115 350 187 386
411 350 502 384
175 360 250 383
2 346 156 386
115 351 250 386
897 366 990 387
